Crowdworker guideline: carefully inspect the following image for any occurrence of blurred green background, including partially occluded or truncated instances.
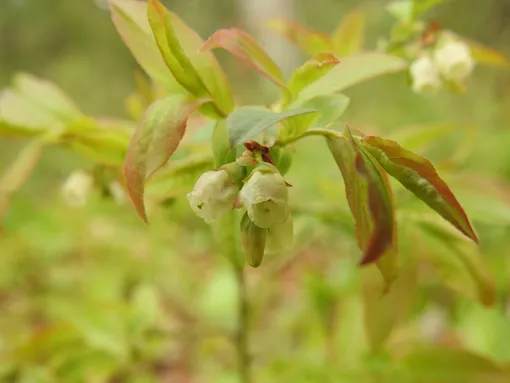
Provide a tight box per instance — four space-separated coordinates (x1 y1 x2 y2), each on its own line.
2 0 510 382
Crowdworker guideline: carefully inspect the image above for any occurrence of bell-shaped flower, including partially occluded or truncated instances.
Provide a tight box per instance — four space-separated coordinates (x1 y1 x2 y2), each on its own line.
187 169 238 224
433 40 475 81
410 55 442 94
239 167 290 229
61 170 94 208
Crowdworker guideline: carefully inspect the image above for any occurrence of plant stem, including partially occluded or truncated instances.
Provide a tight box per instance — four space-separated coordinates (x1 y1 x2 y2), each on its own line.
276 128 344 147
234 265 252 383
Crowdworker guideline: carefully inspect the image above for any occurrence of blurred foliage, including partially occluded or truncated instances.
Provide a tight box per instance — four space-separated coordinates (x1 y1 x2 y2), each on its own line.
2 0 510 382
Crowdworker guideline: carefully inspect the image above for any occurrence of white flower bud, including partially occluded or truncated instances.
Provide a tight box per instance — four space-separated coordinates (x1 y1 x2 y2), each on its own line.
240 169 290 229
61 170 94 207
433 40 475 81
409 56 442 94
187 170 238 224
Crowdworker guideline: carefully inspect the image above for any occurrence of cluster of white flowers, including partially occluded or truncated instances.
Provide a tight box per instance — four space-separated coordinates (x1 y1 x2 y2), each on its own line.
409 37 475 94
187 163 293 265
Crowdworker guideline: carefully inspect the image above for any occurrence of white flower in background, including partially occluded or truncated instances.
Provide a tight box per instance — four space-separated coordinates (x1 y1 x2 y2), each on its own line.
409 55 442 94
240 170 289 229
433 40 475 81
108 181 127 205
61 170 94 208
187 170 238 224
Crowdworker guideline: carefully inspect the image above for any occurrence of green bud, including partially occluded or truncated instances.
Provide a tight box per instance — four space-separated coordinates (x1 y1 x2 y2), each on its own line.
240 213 267 268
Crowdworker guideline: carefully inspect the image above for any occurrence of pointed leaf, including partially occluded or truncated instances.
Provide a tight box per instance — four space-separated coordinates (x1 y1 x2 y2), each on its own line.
266 19 332 56
332 10 365 57
109 0 185 91
463 39 510 69
0 73 82 130
202 28 288 91
124 95 203 221
362 136 478 242
287 53 340 102
327 128 397 279
291 53 407 106
401 347 509 383
147 0 234 117
227 107 317 146
301 94 350 127
147 0 208 97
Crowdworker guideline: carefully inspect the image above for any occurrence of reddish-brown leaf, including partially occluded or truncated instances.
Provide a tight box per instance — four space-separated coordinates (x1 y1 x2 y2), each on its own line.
202 28 287 91
124 95 204 222
362 136 478 242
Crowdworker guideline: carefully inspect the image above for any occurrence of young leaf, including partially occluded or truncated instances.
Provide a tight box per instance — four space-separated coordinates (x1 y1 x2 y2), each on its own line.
331 10 365 57
361 136 478 242
463 38 510 69
266 19 332 56
301 94 350 128
401 347 509 383
290 53 407 106
227 106 317 146
287 53 340 102
212 119 236 167
147 0 209 97
147 0 235 117
109 0 185 92
412 0 450 18
202 28 288 91
326 127 397 279
0 73 82 130
124 95 204 221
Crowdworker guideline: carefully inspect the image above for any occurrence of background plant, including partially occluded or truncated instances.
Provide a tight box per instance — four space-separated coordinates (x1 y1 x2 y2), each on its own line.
1 0 510 382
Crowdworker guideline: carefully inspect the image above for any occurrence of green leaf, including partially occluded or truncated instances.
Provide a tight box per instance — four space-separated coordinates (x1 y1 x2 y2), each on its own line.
212 119 236 167
147 0 234 117
0 120 45 138
386 1 413 21
463 39 510 69
362 136 478 242
266 19 332 56
0 73 82 131
290 53 407 106
0 139 46 219
124 95 202 221
326 127 397 282
412 0 449 18
301 94 350 127
109 0 185 92
202 28 288 92
227 106 317 146
401 347 509 383
412 215 495 306
362 255 418 350
147 0 208 96
287 53 340 102
145 152 214 199
64 118 133 167
332 10 365 57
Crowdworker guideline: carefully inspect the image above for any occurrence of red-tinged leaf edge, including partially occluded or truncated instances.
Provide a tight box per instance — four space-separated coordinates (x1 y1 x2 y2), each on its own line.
201 28 288 91
354 147 395 266
124 98 208 222
362 136 478 243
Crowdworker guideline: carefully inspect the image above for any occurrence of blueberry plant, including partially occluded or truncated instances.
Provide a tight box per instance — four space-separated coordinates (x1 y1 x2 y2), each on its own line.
1 0 509 381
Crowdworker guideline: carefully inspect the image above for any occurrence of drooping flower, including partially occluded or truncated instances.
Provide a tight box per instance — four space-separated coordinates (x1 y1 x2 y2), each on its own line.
61 170 94 207
239 168 290 229
433 40 475 81
187 169 238 224
409 55 442 94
